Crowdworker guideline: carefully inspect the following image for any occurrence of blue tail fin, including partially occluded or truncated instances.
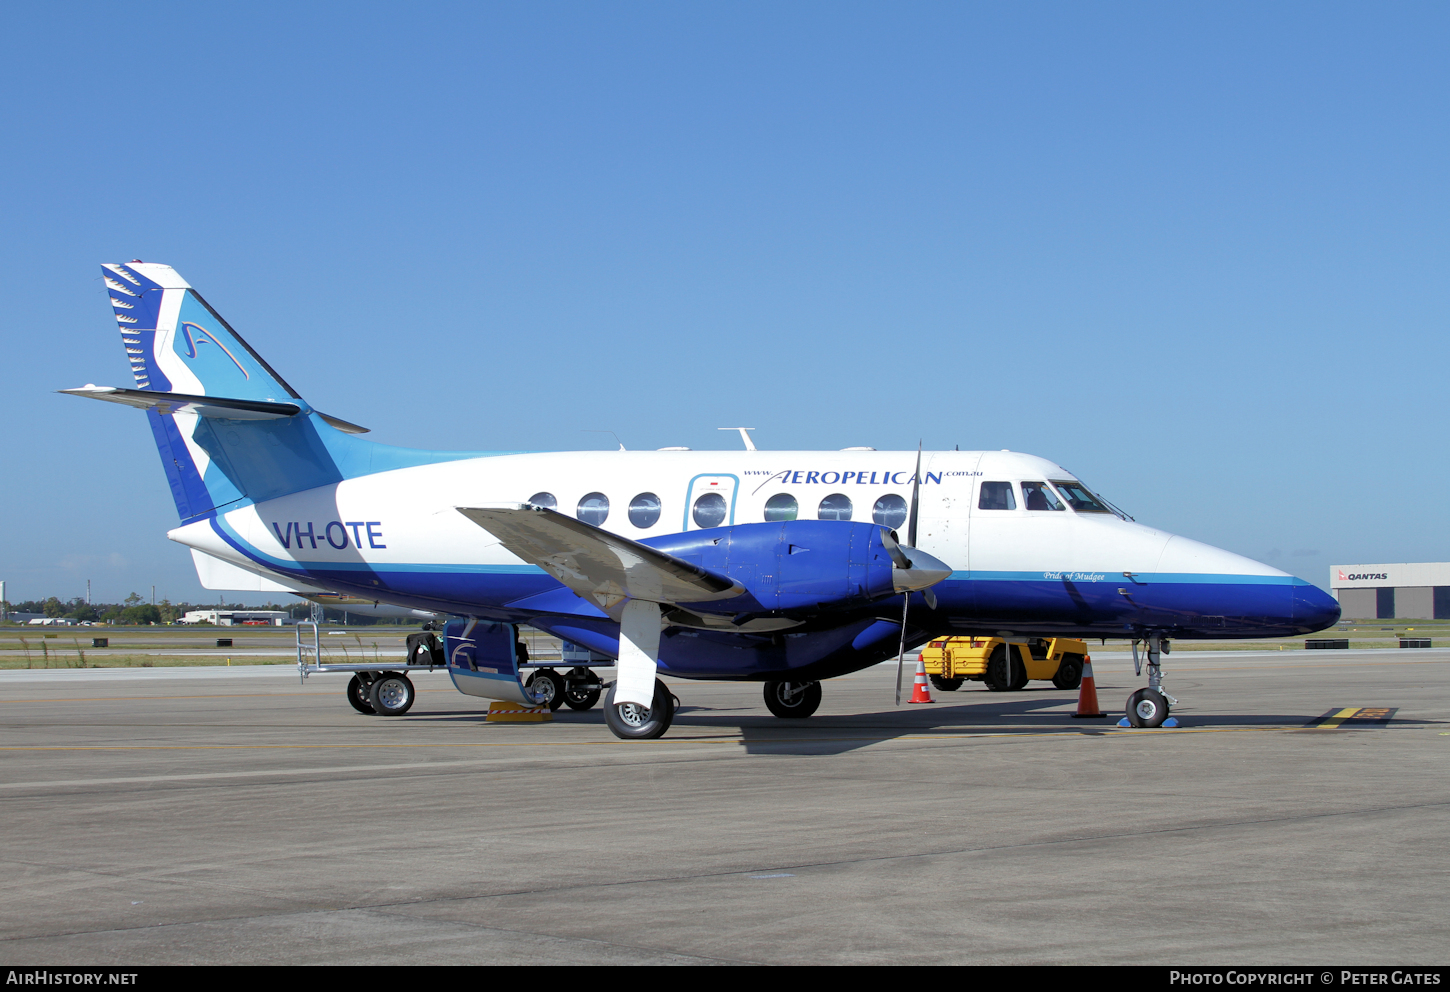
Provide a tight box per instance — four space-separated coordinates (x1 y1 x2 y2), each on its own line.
89 263 473 522
104 262 302 402
99 263 344 520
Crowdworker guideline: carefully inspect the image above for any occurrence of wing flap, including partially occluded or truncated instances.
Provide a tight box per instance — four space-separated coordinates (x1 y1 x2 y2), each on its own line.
457 504 742 612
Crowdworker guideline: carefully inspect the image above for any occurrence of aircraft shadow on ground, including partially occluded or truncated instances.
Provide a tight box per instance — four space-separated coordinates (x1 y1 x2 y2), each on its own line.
394 693 1432 755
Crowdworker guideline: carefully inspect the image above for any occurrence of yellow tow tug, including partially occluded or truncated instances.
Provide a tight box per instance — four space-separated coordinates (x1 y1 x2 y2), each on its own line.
919 636 1089 692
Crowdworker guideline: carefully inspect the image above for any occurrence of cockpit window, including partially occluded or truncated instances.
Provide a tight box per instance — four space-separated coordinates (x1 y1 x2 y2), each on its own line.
1049 480 1111 513
978 481 1017 510
1022 482 1064 511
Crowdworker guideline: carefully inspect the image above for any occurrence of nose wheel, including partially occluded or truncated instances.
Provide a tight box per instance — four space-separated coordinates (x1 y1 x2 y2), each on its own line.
1125 635 1179 728
1125 687 1169 727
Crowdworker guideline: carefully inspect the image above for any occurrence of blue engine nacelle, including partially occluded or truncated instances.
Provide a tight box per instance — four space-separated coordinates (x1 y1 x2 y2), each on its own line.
641 520 900 615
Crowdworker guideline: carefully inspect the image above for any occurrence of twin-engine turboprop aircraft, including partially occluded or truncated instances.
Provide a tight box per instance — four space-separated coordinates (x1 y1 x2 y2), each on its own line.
68 262 1341 738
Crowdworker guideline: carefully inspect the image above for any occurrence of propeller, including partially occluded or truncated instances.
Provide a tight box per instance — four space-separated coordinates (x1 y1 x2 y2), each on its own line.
894 442 938 705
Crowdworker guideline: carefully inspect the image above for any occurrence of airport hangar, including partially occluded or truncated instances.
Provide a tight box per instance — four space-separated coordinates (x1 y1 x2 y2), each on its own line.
1331 562 1450 619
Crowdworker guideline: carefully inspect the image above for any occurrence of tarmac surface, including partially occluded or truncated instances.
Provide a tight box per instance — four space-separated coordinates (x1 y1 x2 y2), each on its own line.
0 649 1445 965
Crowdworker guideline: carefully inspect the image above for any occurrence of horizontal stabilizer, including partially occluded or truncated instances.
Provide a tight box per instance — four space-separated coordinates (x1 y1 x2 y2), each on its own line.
457 503 743 614
190 549 325 593
60 385 300 421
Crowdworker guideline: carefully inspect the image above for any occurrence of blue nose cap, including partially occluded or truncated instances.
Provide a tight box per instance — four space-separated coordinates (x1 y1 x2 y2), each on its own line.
1292 583 1341 632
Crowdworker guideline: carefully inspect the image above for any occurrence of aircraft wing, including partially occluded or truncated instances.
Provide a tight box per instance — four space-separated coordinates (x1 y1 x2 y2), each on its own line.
457 504 743 613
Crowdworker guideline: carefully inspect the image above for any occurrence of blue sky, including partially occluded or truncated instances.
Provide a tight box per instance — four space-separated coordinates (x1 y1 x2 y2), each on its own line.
2 2 1446 604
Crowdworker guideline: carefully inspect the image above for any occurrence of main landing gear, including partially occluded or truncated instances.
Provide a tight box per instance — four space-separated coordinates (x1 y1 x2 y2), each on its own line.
1125 635 1177 728
604 678 676 740
763 680 822 718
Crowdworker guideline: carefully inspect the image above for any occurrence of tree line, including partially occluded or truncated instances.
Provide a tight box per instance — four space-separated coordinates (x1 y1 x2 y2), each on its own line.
1 595 311 625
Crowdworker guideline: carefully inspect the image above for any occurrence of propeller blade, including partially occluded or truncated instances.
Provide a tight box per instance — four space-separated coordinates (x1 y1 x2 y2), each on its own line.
906 441 922 549
894 591 910 706
922 586 938 611
879 527 912 569
897 441 925 706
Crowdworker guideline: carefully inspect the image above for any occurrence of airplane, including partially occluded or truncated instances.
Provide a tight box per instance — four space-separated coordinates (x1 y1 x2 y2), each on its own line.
66 261 1342 738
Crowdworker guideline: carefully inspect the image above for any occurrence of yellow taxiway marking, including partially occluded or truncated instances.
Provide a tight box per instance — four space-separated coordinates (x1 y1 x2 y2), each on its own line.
1317 707 1362 729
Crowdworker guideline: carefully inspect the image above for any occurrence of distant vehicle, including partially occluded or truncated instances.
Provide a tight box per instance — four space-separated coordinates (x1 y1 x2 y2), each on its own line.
920 636 1088 691
180 610 289 626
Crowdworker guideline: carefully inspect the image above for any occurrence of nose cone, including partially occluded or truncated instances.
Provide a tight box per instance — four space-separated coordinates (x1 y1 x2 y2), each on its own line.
893 546 953 592
1293 583 1341 632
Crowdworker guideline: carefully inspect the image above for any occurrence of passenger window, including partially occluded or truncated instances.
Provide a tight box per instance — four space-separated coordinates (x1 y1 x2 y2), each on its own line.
978 482 1017 510
872 494 908 529
628 492 661 528
818 493 853 521
1021 482 1064 511
692 492 727 528
576 492 609 526
763 493 798 522
1049 480 1112 513
528 492 557 510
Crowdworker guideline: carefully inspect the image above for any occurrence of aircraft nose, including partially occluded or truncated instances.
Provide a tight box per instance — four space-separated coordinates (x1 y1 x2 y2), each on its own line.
1293 583 1341 632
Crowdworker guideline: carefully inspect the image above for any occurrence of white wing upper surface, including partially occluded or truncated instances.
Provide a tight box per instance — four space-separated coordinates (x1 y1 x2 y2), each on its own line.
456 504 743 615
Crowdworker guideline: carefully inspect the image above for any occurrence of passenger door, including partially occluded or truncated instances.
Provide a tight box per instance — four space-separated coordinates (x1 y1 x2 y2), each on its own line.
683 474 739 530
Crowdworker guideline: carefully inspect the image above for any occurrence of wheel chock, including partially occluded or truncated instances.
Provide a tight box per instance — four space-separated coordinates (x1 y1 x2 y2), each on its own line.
485 701 553 723
1116 715 1181 729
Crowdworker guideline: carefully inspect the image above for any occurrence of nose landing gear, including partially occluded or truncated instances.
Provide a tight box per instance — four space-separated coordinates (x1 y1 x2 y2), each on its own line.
1125 635 1179 728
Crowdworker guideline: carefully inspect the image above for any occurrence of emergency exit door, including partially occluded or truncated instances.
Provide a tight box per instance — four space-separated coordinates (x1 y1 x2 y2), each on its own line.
683 474 739 530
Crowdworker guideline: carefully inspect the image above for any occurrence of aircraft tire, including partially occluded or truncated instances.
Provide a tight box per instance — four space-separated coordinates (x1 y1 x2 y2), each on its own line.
1052 656 1084 690
763 680 822 718
1125 688 1169 728
368 672 415 716
929 675 964 692
346 674 376 714
526 669 567 711
604 679 675 739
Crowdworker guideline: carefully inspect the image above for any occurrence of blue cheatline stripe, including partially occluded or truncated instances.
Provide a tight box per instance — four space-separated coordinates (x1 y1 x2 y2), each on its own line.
207 516 543 579
955 570 1309 586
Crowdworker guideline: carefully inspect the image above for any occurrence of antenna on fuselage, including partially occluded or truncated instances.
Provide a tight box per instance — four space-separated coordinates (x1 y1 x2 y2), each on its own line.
582 430 626 451
718 427 757 451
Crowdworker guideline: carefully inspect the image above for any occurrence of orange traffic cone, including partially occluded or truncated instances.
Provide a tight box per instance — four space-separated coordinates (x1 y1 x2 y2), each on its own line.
1071 655 1107 718
908 656 935 704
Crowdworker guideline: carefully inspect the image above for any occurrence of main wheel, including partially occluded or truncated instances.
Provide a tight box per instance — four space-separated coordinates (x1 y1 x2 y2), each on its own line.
984 645 1018 692
368 671 415 716
1125 688 1169 728
562 680 601 711
346 674 375 714
1052 655 1084 690
603 679 675 739
525 669 566 711
930 675 964 692
762 680 822 718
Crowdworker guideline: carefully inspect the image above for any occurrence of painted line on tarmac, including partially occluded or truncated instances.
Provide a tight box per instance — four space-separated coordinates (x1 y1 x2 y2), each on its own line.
0 721 1309 758
0 750 738 790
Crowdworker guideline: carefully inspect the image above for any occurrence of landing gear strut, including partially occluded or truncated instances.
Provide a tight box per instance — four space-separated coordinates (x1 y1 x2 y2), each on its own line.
1125 635 1177 728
